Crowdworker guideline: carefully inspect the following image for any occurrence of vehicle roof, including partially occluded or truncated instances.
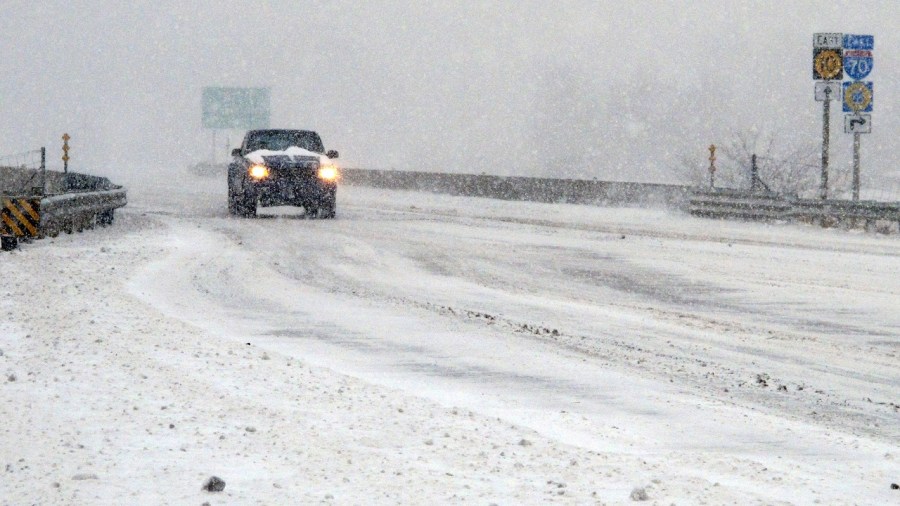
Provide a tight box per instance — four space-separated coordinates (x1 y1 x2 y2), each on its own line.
246 129 318 135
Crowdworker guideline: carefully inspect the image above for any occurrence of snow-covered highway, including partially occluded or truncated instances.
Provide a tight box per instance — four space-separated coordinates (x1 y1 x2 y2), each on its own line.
2 171 898 504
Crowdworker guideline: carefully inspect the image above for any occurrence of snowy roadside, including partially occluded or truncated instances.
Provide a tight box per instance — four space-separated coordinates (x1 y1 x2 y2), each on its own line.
0 212 746 505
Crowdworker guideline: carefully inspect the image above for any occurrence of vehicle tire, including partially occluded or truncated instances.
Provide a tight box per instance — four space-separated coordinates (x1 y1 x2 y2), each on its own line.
229 183 256 218
227 191 239 216
320 190 336 219
239 191 257 218
227 179 242 216
97 209 115 226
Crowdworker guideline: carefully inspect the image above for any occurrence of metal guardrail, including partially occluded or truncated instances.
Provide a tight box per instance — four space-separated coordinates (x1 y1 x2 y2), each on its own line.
39 188 127 235
689 189 795 221
690 188 900 233
1 167 127 251
792 199 900 222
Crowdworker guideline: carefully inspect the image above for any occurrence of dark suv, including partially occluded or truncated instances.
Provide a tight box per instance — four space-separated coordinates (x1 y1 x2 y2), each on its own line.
227 129 340 218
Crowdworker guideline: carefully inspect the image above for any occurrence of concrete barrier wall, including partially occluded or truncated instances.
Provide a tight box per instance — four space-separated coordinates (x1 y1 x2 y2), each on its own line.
341 169 692 209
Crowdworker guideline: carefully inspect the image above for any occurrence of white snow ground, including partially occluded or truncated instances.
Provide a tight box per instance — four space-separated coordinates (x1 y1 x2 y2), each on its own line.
1 170 898 505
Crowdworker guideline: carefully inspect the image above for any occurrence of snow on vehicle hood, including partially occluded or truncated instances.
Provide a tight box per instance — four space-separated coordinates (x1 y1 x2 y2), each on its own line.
244 146 332 166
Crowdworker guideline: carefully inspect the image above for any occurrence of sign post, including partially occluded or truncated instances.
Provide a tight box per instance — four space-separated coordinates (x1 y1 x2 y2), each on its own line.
821 94 831 200
813 33 842 200
841 34 874 201
842 113 871 201
852 132 861 200
708 145 716 189
815 80 840 199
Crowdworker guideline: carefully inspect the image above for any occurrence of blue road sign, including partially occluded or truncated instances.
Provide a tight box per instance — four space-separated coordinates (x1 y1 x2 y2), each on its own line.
844 50 873 80
843 34 874 51
842 81 873 113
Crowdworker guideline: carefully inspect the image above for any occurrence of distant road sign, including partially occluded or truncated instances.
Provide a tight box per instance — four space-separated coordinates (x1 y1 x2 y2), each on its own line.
814 33 842 48
815 82 841 101
813 48 843 80
842 81 873 113
844 49 873 80
843 34 874 51
844 114 871 134
202 87 271 129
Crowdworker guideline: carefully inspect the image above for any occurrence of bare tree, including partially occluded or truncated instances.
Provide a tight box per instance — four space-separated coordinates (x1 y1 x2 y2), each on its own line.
677 129 819 196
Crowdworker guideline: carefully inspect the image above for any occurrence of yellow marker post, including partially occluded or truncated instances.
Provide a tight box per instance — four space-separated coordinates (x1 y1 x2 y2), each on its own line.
62 133 70 173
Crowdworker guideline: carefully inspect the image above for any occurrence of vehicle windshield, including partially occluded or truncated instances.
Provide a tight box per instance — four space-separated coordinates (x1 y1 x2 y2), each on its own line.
245 130 324 153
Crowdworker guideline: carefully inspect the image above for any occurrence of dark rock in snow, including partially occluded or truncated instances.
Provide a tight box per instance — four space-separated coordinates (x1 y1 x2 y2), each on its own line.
203 476 226 492
630 487 649 501
891 482 899 490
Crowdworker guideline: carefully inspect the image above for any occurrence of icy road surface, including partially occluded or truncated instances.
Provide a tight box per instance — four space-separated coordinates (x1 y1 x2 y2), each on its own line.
2 171 898 504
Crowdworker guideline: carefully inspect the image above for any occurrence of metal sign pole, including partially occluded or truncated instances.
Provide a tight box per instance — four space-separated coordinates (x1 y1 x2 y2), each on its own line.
211 129 217 164
750 154 758 192
820 97 830 199
852 132 861 201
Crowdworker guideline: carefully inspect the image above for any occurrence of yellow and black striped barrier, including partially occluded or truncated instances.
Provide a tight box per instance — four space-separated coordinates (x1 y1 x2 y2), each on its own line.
1 197 41 238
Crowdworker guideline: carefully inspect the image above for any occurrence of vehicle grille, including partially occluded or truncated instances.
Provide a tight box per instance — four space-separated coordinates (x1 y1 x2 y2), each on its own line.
261 155 320 180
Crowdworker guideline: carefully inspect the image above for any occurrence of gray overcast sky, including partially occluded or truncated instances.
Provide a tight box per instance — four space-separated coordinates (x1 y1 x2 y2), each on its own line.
0 1 896 185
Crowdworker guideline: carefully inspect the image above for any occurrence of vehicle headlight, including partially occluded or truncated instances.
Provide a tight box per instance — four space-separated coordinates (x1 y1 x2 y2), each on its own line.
318 164 339 181
248 164 270 179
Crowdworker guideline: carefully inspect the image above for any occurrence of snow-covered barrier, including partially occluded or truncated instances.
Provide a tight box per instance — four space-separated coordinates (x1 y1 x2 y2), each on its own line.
1 167 127 250
792 199 900 231
690 188 900 232
689 188 794 221
341 168 691 209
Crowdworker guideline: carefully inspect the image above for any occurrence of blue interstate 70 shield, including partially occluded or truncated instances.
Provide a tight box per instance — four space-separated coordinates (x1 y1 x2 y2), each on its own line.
844 50 873 80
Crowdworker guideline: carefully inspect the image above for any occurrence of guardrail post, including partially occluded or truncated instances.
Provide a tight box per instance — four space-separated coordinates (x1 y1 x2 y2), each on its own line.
1 236 17 251
40 147 46 196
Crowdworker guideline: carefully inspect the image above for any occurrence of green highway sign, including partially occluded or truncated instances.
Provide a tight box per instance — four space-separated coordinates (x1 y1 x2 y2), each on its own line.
202 87 270 129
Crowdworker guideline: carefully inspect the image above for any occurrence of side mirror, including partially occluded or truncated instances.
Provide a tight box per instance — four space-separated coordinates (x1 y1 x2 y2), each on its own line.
326 150 339 159
231 148 242 157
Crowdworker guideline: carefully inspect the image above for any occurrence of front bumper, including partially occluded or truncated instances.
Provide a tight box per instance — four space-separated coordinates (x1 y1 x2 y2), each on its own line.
249 174 336 207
